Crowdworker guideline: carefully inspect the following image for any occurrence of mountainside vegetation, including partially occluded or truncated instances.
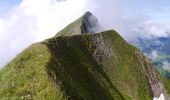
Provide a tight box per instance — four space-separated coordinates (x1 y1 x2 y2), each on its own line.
0 12 170 100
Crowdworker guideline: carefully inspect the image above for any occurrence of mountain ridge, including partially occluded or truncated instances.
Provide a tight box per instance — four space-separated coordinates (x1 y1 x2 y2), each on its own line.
56 12 101 37
0 12 170 100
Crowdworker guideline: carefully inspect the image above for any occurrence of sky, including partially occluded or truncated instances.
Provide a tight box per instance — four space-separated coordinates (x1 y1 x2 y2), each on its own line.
0 0 170 68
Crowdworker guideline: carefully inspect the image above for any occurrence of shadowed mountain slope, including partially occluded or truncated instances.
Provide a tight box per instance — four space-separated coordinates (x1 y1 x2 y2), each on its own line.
56 12 101 37
0 12 170 100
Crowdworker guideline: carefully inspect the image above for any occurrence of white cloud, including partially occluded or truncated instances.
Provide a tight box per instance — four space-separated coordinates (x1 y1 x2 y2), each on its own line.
135 22 170 39
0 0 170 69
162 61 170 70
148 50 159 61
19 0 87 41
0 0 87 69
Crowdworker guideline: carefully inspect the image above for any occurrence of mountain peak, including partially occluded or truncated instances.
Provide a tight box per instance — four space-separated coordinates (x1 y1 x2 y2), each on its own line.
83 11 92 17
56 11 101 37
81 11 101 34
1 11 170 100
82 11 94 21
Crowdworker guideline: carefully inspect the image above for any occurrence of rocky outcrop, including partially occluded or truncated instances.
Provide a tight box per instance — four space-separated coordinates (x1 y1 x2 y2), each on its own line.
1 11 170 100
56 12 102 37
91 33 112 64
45 11 170 100
138 52 170 100
81 12 101 34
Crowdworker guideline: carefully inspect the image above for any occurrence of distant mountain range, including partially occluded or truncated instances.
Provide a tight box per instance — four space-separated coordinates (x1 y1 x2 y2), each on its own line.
134 35 170 79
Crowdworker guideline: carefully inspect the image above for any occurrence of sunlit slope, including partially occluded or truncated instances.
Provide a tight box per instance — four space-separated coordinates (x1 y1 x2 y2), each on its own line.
0 30 169 99
56 12 101 37
0 12 170 100
0 44 65 100
46 30 152 100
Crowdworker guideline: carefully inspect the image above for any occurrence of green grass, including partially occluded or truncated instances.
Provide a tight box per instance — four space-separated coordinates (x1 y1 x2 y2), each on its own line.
1 30 170 100
55 15 83 37
45 34 124 100
44 30 152 100
0 43 65 100
99 31 151 100
163 77 170 95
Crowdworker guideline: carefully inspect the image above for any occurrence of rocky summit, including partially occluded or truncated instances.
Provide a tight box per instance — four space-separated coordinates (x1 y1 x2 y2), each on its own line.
56 12 102 37
0 12 170 100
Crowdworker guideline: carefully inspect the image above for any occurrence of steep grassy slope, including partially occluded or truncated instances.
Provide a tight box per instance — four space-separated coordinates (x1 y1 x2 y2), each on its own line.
56 12 101 37
1 30 170 100
45 30 153 100
0 44 65 100
1 12 170 100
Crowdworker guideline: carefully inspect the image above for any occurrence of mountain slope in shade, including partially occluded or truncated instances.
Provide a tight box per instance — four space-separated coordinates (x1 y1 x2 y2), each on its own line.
56 12 101 37
0 12 170 100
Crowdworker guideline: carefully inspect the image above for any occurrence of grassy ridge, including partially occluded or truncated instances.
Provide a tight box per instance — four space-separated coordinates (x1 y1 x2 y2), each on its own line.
0 30 170 99
0 43 65 100
44 30 152 100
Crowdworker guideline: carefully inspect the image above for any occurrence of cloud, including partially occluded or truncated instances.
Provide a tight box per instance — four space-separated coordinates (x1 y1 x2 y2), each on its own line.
0 0 87 69
135 22 170 39
162 61 170 70
0 0 170 69
147 50 159 61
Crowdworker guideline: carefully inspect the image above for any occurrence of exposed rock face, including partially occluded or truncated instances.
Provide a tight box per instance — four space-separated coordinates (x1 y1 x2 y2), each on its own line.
56 12 102 37
91 33 112 64
138 52 170 100
89 30 170 99
1 11 170 100
81 12 101 34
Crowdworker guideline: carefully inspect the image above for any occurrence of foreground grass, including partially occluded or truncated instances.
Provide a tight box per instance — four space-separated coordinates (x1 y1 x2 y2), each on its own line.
0 44 65 100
